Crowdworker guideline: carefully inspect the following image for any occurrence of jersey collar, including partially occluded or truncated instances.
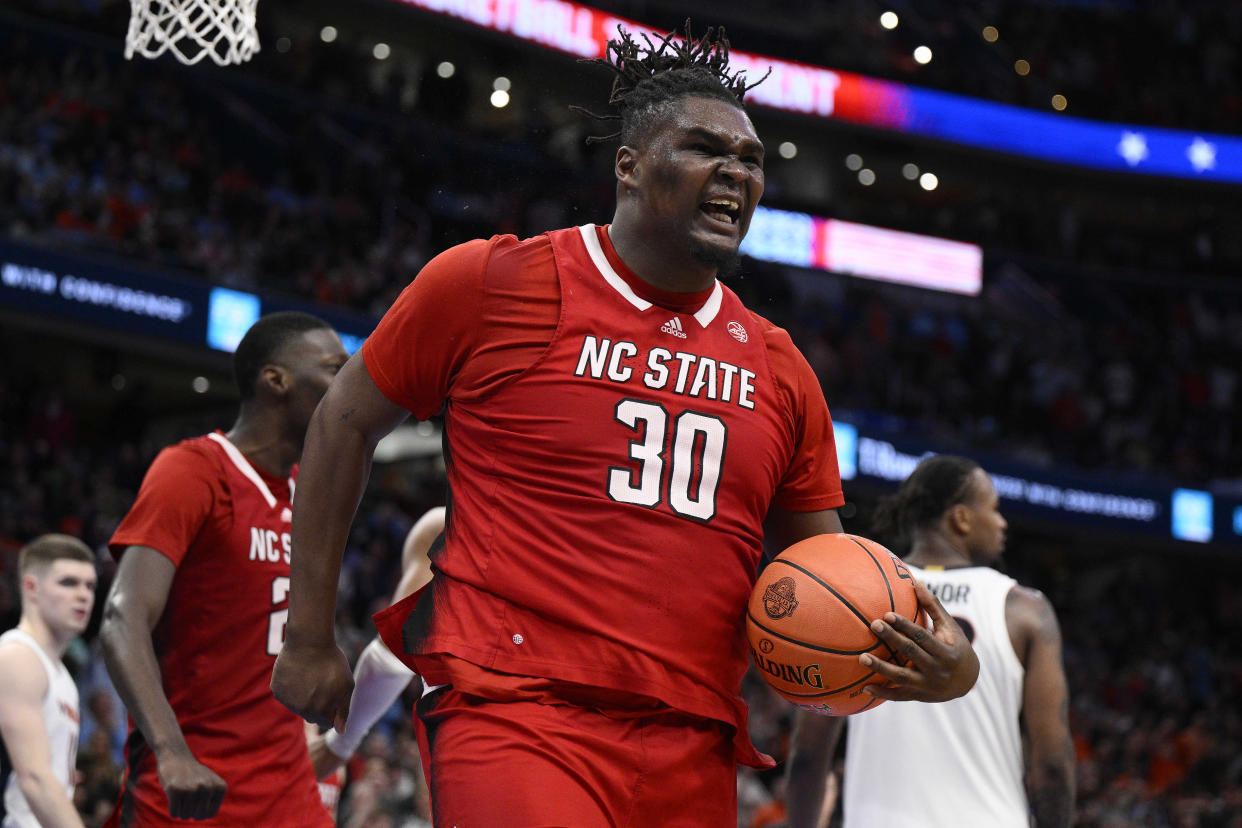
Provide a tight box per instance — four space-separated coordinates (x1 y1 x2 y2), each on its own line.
577 224 723 328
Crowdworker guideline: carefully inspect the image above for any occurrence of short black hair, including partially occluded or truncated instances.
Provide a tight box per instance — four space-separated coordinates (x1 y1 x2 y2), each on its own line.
870 455 982 553
19 534 94 576
233 311 331 400
579 20 768 146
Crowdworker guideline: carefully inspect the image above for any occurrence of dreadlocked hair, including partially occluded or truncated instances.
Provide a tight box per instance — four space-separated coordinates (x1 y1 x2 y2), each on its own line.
870 455 981 556
575 20 769 145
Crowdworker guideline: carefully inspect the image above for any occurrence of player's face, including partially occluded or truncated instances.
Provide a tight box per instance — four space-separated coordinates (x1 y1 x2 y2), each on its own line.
963 469 1007 564
632 96 765 270
29 559 96 637
280 328 349 442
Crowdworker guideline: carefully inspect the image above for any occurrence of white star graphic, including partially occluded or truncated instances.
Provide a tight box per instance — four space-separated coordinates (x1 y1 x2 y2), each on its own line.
1117 131 1149 166
1187 137 1217 172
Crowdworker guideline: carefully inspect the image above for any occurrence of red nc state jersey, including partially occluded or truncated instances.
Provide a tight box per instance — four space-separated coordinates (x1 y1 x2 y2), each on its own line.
374 225 843 760
107 433 329 827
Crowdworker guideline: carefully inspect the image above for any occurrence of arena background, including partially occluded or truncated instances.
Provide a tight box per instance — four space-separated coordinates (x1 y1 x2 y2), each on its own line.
2 1 1240 825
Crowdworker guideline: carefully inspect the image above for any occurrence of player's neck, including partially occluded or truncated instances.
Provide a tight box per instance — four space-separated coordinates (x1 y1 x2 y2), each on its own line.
18 615 68 660
225 413 299 477
906 535 972 570
608 217 718 293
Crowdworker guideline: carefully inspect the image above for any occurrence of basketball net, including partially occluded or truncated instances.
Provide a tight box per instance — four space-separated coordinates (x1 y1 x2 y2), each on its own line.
125 0 260 66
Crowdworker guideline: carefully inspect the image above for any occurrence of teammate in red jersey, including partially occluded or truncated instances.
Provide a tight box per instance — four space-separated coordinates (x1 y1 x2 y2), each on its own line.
273 24 979 826
100 312 346 826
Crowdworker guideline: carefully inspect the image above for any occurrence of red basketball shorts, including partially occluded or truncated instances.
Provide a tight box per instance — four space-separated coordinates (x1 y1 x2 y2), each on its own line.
415 688 738 827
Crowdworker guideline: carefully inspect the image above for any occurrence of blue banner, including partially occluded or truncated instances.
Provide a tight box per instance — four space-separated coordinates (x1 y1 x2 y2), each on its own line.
904 88 1242 183
833 421 1238 547
0 241 376 353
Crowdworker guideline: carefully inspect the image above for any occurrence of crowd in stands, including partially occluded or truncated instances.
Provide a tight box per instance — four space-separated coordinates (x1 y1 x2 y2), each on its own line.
2 3 1242 825
2 17 1240 484
14 0 1242 133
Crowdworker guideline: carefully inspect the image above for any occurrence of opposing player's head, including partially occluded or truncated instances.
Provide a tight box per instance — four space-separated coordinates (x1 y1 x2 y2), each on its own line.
233 311 348 443
19 534 97 638
872 455 1007 564
588 23 767 273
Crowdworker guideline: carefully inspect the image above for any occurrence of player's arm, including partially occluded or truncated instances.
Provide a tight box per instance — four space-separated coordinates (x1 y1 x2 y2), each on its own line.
100 547 227 821
309 507 444 778
784 709 845 828
1010 586 1075 828
272 352 409 731
393 505 442 603
764 507 843 555
0 643 85 828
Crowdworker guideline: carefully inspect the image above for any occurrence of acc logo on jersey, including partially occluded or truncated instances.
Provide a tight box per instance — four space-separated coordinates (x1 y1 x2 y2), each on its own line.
763 577 799 619
727 320 748 342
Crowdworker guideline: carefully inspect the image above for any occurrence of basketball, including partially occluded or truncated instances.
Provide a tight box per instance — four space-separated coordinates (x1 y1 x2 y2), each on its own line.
746 533 927 717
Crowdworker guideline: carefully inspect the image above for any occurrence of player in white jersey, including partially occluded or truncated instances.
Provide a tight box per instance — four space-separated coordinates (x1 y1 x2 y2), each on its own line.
786 455 1075 828
0 534 97 828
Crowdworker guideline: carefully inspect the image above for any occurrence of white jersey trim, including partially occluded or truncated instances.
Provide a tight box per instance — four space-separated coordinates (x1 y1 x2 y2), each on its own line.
578 224 722 326
579 224 651 312
692 282 723 328
206 432 290 510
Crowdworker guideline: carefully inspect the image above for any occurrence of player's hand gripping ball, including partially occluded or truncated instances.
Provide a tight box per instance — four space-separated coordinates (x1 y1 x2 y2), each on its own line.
747 533 928 716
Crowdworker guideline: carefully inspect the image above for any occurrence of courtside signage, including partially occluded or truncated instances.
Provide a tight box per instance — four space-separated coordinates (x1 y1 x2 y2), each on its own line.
393 0 1242 184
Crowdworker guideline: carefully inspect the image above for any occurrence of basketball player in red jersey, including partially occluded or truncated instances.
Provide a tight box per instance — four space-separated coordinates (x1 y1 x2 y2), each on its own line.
100 312 345 826
273 25 979 826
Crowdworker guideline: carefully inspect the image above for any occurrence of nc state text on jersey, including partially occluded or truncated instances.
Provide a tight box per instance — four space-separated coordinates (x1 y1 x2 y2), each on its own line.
574 336 757 409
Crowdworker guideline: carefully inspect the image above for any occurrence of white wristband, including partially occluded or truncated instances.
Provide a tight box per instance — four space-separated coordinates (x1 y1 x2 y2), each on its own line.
321 637 415 760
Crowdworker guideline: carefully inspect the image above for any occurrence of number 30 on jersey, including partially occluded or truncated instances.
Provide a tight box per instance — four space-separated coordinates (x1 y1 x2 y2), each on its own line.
607 399 725 522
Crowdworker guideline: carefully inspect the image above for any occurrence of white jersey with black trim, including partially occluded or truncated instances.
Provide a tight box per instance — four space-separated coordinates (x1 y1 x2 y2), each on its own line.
842 565 1027 828
0 629 80 828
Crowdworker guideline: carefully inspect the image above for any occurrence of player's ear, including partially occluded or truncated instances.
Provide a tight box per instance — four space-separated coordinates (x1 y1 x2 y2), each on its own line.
258 364 290 399
947 503 972 536
21 572 38 602
615 144 640 191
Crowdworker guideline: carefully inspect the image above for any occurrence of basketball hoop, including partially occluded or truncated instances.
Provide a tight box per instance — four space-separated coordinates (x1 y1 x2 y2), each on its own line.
125 0 260 67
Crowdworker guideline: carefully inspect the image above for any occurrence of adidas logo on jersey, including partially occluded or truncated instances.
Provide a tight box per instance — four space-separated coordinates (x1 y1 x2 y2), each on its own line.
660 317 687 338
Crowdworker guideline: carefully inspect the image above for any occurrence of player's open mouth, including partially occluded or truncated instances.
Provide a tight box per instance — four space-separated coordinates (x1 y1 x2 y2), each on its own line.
700 197 741 226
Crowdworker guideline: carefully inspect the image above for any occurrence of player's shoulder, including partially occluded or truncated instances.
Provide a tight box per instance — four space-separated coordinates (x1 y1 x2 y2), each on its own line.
155 433 225 467
1005 583 1060 636
425 232 555 286
440 231 553 261
145 433 228 483
729 302 798 353
732 305 813 385
0 634 50 698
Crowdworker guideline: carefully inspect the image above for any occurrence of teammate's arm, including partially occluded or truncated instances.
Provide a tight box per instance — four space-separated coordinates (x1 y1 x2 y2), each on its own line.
784 710 844 828
101 547 227 821
271 352 409 731
308 507 443 778
0 643 85 828
1010 586 1075 828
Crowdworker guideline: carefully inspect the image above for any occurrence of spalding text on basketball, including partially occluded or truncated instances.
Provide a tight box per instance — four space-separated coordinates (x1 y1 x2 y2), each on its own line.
751 649 824 689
